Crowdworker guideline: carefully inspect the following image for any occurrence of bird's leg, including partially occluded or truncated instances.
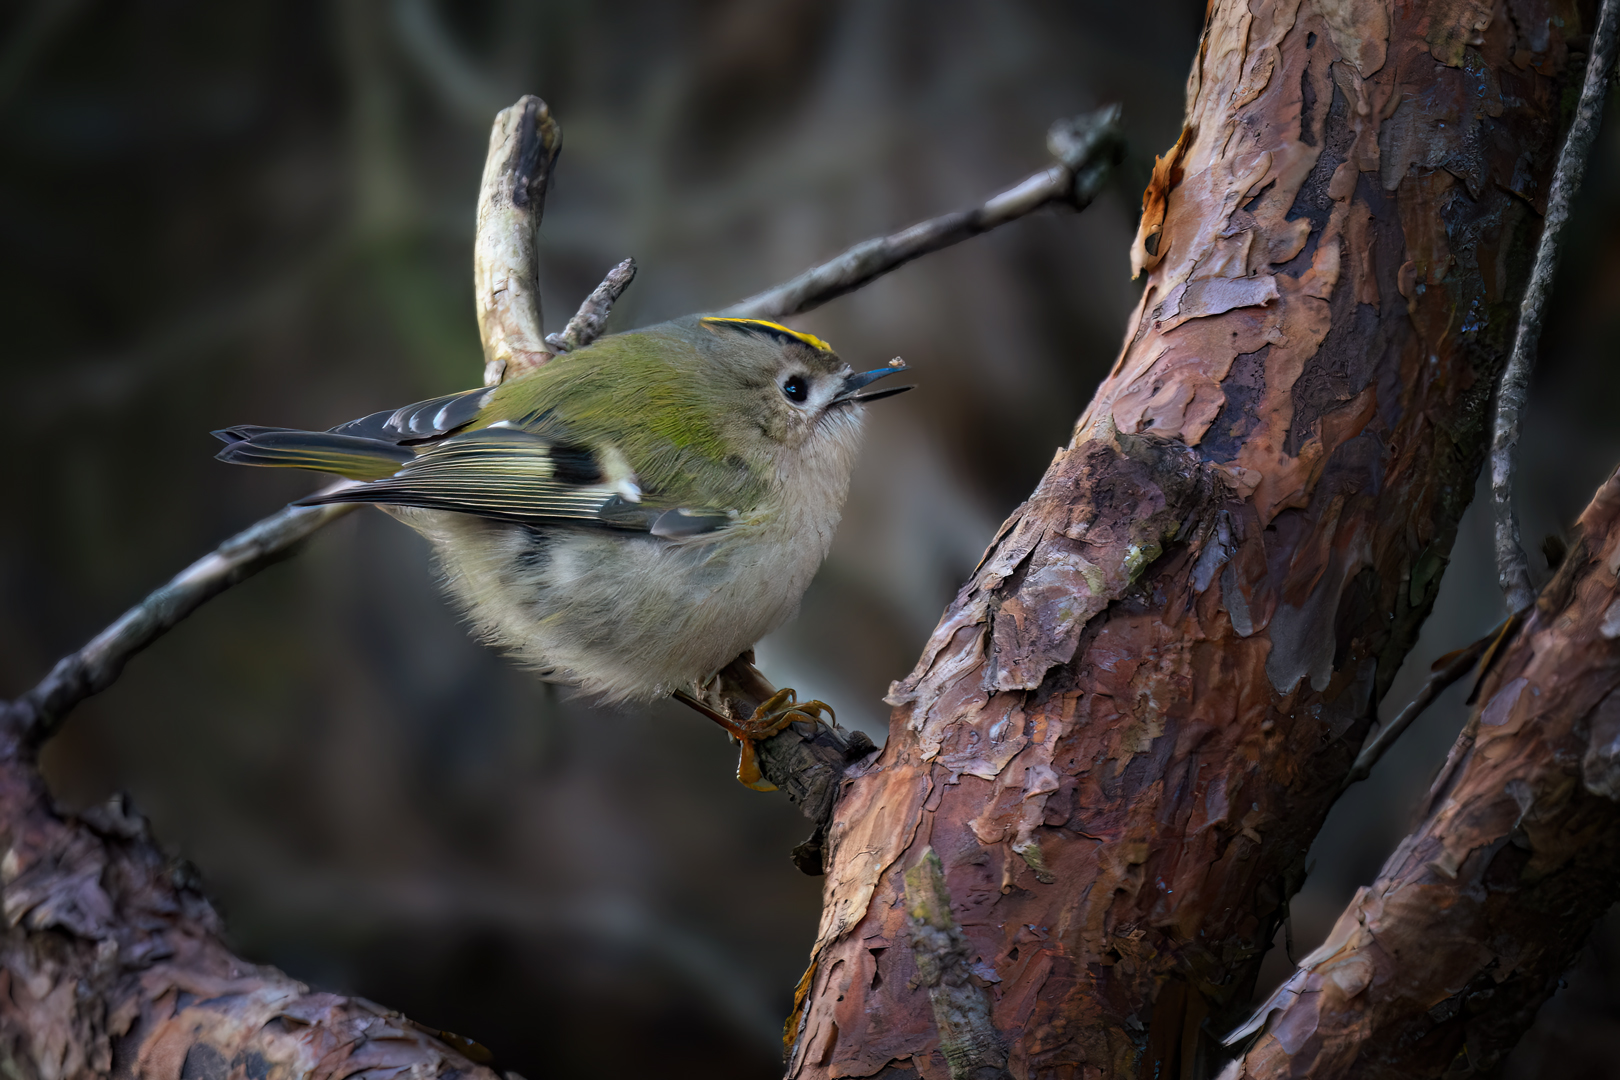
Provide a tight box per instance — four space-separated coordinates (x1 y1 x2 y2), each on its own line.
672 684 835 790
731 689 836 791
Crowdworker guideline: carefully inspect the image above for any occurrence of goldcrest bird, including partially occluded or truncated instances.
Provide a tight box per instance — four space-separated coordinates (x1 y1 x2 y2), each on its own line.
214 315 910 710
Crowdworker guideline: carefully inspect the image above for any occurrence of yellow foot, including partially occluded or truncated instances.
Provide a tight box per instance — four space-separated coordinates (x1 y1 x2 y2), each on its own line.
735 689 835 791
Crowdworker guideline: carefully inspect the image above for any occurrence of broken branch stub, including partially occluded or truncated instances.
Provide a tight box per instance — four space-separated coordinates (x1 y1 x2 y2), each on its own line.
474 94 561 386
546 257 637 353
685 654 876 875
674 111 1131 846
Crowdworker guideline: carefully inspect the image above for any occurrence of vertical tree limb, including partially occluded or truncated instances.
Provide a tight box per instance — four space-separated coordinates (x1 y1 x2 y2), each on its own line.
473 94 560 386
1490 0 1620 614
788 3 1595 1076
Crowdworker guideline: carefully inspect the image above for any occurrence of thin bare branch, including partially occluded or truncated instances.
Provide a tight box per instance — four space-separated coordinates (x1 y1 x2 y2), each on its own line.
474 94 561 386
1337 628 1498 793
546 257 638 352
1491 0 1620 613
1 491 357 747
721 105 1124 320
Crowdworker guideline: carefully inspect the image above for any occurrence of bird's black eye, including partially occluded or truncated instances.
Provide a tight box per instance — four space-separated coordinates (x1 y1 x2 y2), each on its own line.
781 374 810 403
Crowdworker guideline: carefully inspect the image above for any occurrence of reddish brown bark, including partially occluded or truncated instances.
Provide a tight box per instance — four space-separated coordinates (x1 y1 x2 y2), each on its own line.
786 1 1592 1077
1227 468 1620 1077
0 731 499 1080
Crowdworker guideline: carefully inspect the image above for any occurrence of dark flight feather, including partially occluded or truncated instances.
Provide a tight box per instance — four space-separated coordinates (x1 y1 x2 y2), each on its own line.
328 386 495 445
212 428 413 479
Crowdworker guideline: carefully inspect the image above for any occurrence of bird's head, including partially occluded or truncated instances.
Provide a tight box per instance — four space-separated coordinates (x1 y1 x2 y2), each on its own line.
690 317 911 456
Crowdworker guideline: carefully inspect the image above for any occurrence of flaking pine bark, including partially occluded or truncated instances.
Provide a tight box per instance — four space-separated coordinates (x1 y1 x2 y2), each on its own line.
1229 466 1620 1077
785 1 1601 1077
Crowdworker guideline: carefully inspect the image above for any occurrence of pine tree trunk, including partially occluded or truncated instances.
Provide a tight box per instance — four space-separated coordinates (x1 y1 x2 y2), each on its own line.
785 2 1598 1076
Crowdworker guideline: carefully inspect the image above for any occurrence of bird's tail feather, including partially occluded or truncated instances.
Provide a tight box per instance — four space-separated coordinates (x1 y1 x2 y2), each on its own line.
213 427 412 480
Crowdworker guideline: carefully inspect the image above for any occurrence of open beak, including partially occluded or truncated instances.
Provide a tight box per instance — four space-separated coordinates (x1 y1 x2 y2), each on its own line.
834 361 914 405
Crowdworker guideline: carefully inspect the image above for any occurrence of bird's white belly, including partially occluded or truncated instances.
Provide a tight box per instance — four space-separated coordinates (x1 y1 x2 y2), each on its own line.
395 503 837 703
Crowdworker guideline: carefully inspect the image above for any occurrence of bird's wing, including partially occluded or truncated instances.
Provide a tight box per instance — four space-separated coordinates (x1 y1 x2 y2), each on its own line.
327 386 496 444
295 427 737 537
214 387 501 479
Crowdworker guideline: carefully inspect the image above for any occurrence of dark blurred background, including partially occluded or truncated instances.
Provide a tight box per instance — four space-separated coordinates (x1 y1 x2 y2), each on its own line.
2 1 1618 1076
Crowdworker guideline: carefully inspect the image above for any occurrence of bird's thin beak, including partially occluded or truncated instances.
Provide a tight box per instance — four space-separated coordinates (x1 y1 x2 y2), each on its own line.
835 360 914 404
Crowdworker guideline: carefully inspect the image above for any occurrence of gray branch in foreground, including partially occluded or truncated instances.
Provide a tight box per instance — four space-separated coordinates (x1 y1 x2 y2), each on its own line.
722 105 1123 321
545 257 638 353
1491 0 1620 614
1 102 1124 750
1 493 357 747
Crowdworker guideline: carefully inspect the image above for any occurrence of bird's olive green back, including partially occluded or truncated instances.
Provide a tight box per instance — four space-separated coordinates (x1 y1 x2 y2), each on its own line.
474 318 780 511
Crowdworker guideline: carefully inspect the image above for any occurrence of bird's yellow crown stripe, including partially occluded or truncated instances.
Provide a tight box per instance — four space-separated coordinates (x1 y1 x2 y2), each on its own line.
700 317 833 353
